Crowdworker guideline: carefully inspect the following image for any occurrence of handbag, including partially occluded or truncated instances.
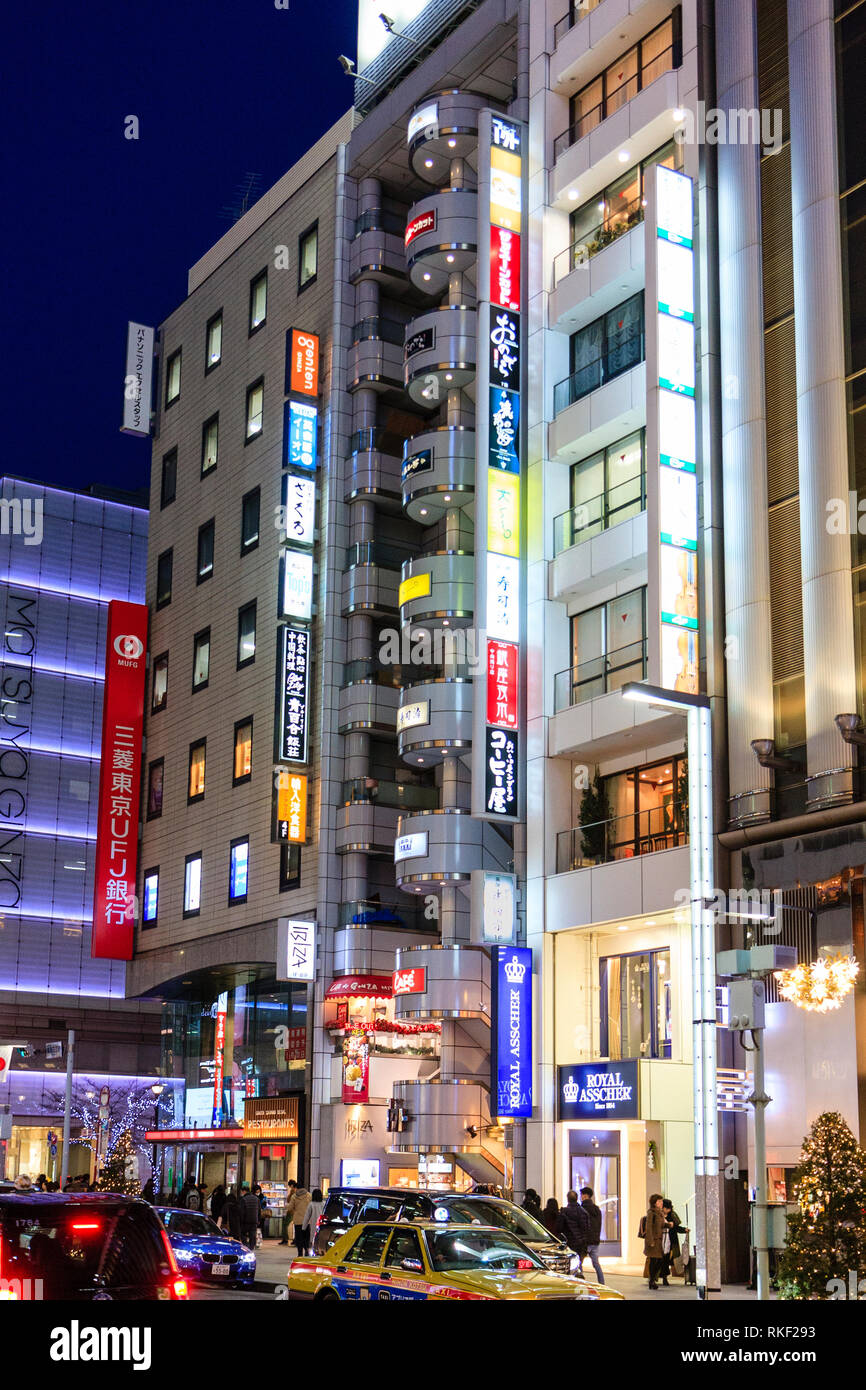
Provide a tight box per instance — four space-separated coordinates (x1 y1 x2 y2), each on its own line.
674 1235 689 1276
662 1230 671 1255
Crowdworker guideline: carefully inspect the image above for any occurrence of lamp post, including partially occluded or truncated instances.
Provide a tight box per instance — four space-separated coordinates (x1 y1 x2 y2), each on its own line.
150 1083 165 1192
623 681 720 1298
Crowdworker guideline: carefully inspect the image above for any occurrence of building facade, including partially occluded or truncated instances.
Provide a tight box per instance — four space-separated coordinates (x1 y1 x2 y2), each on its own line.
0 476 157 1182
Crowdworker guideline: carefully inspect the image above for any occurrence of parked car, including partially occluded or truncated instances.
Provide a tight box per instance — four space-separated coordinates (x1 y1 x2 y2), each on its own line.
154 1207 256 1288
291 1219 625 1301
0 1193 188 1300
313 1187 574 1274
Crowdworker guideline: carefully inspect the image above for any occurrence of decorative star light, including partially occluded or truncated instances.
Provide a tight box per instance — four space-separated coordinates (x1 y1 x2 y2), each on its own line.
774 954 860 1013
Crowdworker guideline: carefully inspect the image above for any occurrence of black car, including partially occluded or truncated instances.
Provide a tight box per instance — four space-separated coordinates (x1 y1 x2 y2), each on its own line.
312 1187 573 1274
0 1192 189 1301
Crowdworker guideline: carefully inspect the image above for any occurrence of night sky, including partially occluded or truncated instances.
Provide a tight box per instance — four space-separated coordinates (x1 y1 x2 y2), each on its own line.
4 0 356 497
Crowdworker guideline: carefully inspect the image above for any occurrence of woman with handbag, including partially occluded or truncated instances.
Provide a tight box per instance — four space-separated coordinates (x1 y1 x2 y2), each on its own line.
643 1193 666 1290
661 1198 687 1286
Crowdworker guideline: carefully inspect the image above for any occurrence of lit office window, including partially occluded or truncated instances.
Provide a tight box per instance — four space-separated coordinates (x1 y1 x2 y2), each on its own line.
237 601 256 668
151 652 168 713
206 311 222 370
142 869 159 926
188 740 206 801
249 270 268 331
165 348 182 405
246 379 264 439
197 519 215 583
184 853 202 916
233 718 253 783
298 223 318 290
201 414 219 475
229 838 250 903
241 487 260 554
600 948 672 1060
192 628 210 691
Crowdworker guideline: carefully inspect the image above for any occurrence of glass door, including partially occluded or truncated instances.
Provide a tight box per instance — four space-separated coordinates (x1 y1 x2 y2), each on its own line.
568 1129 622 1254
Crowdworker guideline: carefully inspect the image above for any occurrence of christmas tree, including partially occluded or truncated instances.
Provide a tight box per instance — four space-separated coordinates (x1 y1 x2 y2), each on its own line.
777 1111 866 1299
96 1128 141 1197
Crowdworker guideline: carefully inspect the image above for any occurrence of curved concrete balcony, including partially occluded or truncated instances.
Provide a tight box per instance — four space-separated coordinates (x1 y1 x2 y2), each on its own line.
397 677 473 767
335 803 401 858
333 921 434 976
393 808 512 888
401 425 475 524
338 677 400 734
349 215 407 288
405 189 478 295
344 435 402 509
388 1078 492 1154
399 551 474 633
404 306 476 406
408 89 489 184
347 317 405 393
393 943 490 1022
341 561 399 618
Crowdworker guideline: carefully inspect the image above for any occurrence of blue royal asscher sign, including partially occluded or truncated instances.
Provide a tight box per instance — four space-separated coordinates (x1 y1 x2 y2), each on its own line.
557 1060 639 1121
492 946 532 1118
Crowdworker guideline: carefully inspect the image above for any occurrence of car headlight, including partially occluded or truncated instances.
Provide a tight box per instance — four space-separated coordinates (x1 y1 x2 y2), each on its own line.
569 1254 582 1273
240 1251 256 1263
174 1249 195 1264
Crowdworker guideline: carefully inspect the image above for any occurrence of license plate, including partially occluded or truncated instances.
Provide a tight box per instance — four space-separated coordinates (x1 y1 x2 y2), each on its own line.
211 1264 230 1276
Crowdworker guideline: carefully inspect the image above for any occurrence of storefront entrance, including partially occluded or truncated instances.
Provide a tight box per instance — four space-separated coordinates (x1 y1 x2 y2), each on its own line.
568 1129 622 1254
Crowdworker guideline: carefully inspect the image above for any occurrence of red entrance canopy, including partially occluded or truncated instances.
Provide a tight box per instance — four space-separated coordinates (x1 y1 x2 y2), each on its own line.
325 974 393 999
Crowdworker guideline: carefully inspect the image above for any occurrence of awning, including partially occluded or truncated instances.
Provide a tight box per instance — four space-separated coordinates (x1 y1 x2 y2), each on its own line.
325 974 393 999
143 1129 245 1143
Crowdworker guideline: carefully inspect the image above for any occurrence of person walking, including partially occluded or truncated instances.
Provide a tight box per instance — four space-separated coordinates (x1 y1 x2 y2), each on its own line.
185 1182 203 1211
643 1193 666 1290
556 1190 590 1267
579 1186 605 1284
660 1198 686 1286
221 1185 242 1241
239 1183 261 1250
541 1197 561 1236
300 1188 325 1255
521 1188 542 1219
210 1183 227 1226
279 1179 298 1245
291 1182 313 1255
140 1177 155 1204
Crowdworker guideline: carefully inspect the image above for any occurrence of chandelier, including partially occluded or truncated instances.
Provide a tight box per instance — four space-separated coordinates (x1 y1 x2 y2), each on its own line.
774 954 860 1013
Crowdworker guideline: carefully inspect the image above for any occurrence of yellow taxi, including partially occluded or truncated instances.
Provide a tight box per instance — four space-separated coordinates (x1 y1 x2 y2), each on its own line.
287 1219 625 1301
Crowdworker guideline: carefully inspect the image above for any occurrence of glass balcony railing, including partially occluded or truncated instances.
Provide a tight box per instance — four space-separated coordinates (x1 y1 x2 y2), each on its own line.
553 195 646 286
350 316 406 347
353 208 405 239
553 638 647 710
553 327 644 415
553 42 679 160
553 471 646 553
345 540 416 571
341 778 439 811
556 801 688 872
339 898 433 931
554 0 604 46
342 657 438 688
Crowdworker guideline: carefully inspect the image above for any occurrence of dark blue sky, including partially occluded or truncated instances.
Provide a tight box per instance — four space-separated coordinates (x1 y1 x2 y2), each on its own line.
4 0 356 496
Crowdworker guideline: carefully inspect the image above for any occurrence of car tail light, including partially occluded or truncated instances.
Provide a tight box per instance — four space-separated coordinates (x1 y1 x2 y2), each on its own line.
71 1221 101 1232
159 1225 180 1273
171 1277 188 1300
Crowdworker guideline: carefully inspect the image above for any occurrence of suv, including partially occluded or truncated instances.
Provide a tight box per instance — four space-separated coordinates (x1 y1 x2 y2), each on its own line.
313 1188 573 1274
0 1193 189 1301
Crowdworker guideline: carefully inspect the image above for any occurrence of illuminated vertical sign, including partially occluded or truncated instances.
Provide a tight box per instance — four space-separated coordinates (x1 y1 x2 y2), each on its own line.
279 625 310 763
655 167 699 695
281 472 316 546
474 112 526 821
491 946 532 1117
287 329 319 396
276 770 307 844
212 991 228 1127
120 322 154 437
276 918 316 982
284 399 319 471
91 600 148 960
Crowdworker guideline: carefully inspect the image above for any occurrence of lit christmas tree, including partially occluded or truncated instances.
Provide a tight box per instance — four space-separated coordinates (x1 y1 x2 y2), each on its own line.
777 1111 866 1299
97 1127 141 1197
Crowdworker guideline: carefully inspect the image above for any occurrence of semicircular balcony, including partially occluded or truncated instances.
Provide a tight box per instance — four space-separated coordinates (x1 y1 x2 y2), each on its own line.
388 1078 493 1154
393 808 512 890
405 189 478 295
344 426 402 511
348 315 406 394
336 779 439 859
399 551 474 634
408 89 489 183
349 207 408 288
401 425 475 523
397 677 473 767
404 306 476 406
338 662 401 735
393 943 490 1023
334 897 436 975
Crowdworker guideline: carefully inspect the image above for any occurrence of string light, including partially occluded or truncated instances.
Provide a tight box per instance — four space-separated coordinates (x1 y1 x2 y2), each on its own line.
774 954 859 1013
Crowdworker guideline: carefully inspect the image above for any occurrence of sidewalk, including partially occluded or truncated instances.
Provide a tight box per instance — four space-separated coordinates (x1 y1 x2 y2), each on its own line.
252 1237 296 1290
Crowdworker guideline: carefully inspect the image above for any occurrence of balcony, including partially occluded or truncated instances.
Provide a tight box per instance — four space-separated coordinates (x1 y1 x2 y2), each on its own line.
550 203 646 333
402 425 476 524
388 1078 493 1153
548 680 688 761
552 0 664 92
335 803 401 857
397 676 474 767
549 359 645 464
408 90 488 184
554 638 647 712
341 552 399 618
349 208 407 287
554 469 646 555
394 808 512 888
556 802 687 873
337 678 400 734
334 899 435 975
553 0 605 47
399 551 474 633
347 316 405 393
554 327 644 416
550 509 647 606
405 188 478 296
344 428 403 508
403 306 477 405
341 777 439 813
393 944 490 1024
554 41 679 161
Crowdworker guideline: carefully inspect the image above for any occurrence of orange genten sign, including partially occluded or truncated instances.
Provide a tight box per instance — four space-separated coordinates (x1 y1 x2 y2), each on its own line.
289 329 319 396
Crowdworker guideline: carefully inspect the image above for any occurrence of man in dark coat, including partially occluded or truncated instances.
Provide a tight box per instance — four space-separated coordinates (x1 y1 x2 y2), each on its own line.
240 1183 261 1250
221 1186 242 1241
556 1190 590 1264
579 1186 605 1284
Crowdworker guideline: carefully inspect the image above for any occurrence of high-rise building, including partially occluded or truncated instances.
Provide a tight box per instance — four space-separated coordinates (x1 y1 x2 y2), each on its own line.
0 476 156 1182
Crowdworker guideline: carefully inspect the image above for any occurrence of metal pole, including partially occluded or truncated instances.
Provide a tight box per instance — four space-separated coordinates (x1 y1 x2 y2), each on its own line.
750 1018 771 1300
59 1028 75 1189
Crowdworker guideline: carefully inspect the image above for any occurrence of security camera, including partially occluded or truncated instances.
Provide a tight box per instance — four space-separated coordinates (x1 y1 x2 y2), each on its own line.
338 54 356 76
380 12 395 31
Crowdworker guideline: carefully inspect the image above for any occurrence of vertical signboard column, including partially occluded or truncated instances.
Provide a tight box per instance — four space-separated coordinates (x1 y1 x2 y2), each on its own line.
473 112 527 822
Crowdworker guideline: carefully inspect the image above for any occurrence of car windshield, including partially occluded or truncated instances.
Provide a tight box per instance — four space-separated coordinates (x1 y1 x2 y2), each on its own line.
425 1229 547 1273
168 1212 220 1237
438 1198 555 1244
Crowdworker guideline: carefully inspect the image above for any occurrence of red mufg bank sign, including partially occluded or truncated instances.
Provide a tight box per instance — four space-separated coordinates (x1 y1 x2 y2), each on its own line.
91 600 148 960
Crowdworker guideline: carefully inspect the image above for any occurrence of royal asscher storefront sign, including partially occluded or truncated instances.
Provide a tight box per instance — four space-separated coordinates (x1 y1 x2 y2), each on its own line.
557 1060 640 1121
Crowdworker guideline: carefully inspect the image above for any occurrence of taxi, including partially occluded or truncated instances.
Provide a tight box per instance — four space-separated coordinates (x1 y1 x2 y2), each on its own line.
287 1219 625 1301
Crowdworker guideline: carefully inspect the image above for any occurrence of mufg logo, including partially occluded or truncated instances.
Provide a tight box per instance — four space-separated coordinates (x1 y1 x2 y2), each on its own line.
113 634 144 662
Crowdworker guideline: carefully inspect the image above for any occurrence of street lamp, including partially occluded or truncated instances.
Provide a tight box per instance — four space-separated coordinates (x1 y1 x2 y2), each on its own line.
150 1083 165 1191
622 681 720 1298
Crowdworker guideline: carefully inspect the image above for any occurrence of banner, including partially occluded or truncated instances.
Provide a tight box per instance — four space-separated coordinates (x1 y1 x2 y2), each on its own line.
342 1029 370 1104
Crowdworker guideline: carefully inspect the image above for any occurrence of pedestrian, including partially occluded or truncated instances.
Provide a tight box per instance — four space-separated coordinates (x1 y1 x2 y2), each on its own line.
556 1189 590 1267
541 1197 561 1235
185 1182 203 1211
660 1198 686 1286
521 1188 542 1219
211 1183 227 1225
35 1173 48 1192
291 1181 312 1255
197 1182 209 1212
178 1177 193 1208
13 1174 32 1191
222 1185 242 1241
578 1186 605 1284
240 1183 261 1250
300 1188 324 1254
279 1179 298 1245
141 1177 155 1204
643 1193 666 1290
